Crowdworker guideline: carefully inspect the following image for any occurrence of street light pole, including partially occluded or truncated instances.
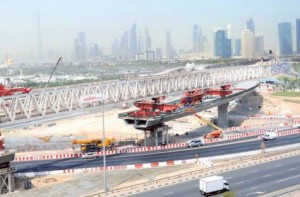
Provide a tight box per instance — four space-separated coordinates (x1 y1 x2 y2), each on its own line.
101 73 107 192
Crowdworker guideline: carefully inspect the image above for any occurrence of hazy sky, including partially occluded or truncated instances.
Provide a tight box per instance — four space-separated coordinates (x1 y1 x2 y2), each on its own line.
0 0 299 62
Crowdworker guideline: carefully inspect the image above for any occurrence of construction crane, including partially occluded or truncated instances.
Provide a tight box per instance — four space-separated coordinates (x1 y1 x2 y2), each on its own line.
72 137 116 152
45 57 62 88
185 108 223 139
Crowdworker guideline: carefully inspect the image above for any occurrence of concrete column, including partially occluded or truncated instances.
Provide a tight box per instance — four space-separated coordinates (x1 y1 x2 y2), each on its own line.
155 130 158 146
162 129 165 145
241 95 250 110
166 128 169 144
218 103 229 128
144 131 147 147
8 173 11 193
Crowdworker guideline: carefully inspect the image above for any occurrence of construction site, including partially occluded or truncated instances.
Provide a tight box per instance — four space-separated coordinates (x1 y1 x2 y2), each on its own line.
0 62 300 196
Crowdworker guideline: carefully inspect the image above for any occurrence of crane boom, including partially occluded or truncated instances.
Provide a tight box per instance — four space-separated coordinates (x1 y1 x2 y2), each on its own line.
186 108 223 139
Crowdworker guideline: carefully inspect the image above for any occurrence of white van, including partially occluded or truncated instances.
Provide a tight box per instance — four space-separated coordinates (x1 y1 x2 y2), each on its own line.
262 131 278 141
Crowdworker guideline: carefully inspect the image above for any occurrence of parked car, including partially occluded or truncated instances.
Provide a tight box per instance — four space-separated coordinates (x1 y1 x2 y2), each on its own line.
187 139 203 147
82 152 98 159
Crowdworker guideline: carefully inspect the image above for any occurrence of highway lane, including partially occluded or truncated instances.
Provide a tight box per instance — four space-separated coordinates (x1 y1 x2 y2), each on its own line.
13 134 300 173
132 155 300 197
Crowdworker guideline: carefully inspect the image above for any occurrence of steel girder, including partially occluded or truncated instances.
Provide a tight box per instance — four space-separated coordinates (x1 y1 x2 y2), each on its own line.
0 65 270 122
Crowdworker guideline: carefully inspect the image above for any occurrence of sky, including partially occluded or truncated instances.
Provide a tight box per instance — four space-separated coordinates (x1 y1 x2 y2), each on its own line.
0 0 299 62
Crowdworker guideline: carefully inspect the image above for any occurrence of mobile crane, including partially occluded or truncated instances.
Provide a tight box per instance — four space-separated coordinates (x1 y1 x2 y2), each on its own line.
72 137 116 152
186 108 223 139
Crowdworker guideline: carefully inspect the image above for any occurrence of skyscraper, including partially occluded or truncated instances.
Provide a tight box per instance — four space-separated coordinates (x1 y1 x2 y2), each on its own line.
37 9 43 62
278 22 293 55
74 32 87 62
144 26 152 51
129 24 137 59
121 31 129 59
296 19 300 54
166 31 171 58
254 34 264 58
234 39 241 56
89 44 101 60
246 18 255 34
241 29 254 58
214 30 231 58
193 24 204 52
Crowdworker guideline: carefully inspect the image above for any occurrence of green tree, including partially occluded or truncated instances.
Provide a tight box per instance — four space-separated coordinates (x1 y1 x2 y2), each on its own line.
288 79 296 92
282 76 289 92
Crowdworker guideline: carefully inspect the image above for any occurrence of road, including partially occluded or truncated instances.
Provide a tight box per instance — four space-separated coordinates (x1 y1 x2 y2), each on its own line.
13 133 300 173
132 155 300 197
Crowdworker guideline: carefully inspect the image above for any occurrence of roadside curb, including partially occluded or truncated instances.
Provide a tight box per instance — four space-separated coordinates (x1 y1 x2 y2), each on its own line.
13 128 300 162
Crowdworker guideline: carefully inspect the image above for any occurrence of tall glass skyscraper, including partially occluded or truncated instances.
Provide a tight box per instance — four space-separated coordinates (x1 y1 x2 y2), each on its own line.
214 30 231 58
234 39 241 56
74 32 87 62
296 19 300 54
193 24 204 52
246 18 255 34
129 24 137 58
278 22 293 55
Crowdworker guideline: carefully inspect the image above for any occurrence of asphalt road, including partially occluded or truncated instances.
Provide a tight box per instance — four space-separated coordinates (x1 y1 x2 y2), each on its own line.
13 133 300 173
132 155 300 197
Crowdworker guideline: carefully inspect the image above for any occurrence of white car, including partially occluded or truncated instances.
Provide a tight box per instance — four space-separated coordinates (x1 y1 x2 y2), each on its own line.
187 139 203 147
82 152 98 159
262 131 278 141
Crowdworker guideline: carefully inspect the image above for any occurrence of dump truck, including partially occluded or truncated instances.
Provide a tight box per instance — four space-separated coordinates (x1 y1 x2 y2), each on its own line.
199 176 229 196
72 137 116 152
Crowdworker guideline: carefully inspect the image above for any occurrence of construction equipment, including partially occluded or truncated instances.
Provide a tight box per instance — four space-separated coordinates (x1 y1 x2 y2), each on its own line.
72 137 116 152
205 84 233 98
180 89 205 106
186 108 223 139
0 84 31 97
127 96 179 118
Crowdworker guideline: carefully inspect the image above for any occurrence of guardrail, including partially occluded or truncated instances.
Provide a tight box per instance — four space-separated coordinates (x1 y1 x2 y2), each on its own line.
12 128 300 162
84 147 300 197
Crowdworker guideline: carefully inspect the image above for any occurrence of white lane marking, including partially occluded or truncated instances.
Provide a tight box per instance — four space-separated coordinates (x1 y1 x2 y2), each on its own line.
289 168 296 171
226 176 233 179
276 164 282 167
276 174 300 183
245 191 265 196
263 174 272 178
250 186 258 190
251 170 259 173
164 192 174 195
236 181 244 185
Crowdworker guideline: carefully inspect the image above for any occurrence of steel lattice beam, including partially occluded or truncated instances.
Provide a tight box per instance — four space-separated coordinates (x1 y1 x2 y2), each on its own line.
0 65 270 123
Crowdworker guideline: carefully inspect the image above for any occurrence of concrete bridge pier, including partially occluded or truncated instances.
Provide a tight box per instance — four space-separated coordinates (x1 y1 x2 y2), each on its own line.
218 103 229 128
241 95 250 110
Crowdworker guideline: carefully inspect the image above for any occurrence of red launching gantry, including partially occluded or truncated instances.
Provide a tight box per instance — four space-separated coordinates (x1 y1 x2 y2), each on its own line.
180 89 205 106
128 96 179 118
205 84 233 98
0 85 32 97
125 84 235 118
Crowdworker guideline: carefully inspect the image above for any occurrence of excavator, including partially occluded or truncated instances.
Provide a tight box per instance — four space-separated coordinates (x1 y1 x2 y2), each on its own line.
72 137 116 152
186 108 223 139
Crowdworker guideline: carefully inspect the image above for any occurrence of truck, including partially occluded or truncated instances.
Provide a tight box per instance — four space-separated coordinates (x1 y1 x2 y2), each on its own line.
72 137 116 152
199 176 229 196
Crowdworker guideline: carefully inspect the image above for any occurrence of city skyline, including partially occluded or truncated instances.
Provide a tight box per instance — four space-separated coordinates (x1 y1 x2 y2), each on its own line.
1 0 300 62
